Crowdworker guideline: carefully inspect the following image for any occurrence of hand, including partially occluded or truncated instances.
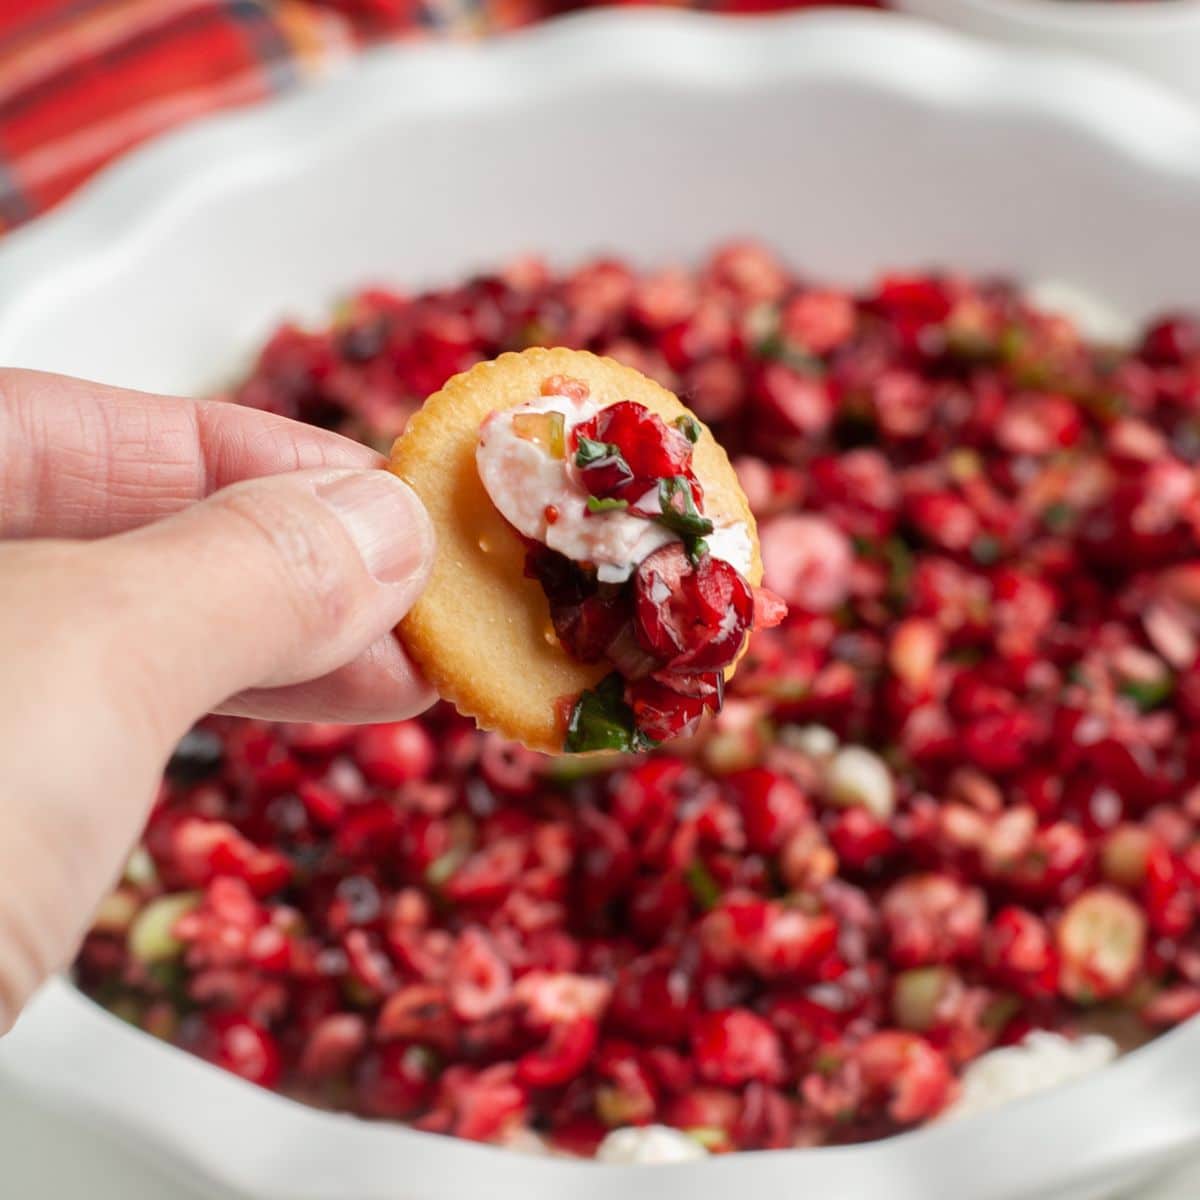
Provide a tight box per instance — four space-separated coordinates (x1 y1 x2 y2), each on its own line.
0 368 436 1032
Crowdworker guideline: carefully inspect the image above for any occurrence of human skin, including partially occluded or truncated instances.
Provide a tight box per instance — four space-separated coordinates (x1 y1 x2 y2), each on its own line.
0 369 437 1033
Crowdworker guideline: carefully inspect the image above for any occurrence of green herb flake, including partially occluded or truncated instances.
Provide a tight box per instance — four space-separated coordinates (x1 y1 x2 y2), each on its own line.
1042 502 1076 534
674 414 702 444
656 476 714 540
585 496 630 514
425 846 468 888
883 537 915 599
1120 675 1175 712
685 1128 728 1151
970 534 1002 566
564 674 654 754
684 860 721 910
575 435 623 469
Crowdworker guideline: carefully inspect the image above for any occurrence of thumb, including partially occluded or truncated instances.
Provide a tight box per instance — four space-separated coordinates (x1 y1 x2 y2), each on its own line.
95 466 436 733
0 467 433 1029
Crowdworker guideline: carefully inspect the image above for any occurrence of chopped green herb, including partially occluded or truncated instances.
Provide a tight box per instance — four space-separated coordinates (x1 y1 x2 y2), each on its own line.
656 476 714 539
970 534 1002 566
685 860 722 910
564 674 655 754
586 496 629 514
943 326 999 365
686 1128 728 1151
674 414 702 444
1120 675 1174 712
425 846 468 888
756 329 824 374
980 994 1021 1034
684 535 709 565
1042 502 1076 534
883 537 915 600
575 436 620 469
545 750 627 783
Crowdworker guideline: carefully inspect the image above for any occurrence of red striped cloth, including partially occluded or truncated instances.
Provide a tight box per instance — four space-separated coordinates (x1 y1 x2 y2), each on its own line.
0 0 882 233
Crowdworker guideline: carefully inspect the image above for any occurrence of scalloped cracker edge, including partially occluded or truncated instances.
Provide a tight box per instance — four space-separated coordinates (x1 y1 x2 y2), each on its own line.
389 347 760 754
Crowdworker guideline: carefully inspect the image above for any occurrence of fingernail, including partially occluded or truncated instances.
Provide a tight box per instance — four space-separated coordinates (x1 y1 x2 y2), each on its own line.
317 471 434 587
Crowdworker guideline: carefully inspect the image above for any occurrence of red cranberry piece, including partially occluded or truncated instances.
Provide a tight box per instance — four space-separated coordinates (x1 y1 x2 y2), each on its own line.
870 274 953 339
707 241 789 302
759 514 853 613
478 735 544 797
736 1081 795 1150
573 400 693 495
664 1087 741 1140
354 722 435 787
754 363 833 437
983 906 1057 997
447 928 512 1021
192 1012 282 1089
594 1039 660 1125
691 1008 785 1087
880 874 986 967
299 1013 368 1080
961 709 1039 775
852 1031 956 1124
356 1043 439 1118
574 808 636 910
432 1060 530 1139
625 677 710 743
1144 844 1194 938
780 289 856 356
443 838 527 906
1140 313 1200 365
829 807 897 872
633 544 754 673
516 1016 599 1088
610 957 698 1043
724 768 810 854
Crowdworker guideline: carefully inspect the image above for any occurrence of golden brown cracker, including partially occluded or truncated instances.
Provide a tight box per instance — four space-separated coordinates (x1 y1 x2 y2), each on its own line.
389 347 760 753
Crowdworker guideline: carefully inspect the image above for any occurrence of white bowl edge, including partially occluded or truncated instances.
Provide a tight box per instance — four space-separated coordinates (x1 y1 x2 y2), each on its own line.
2 10 1200 1198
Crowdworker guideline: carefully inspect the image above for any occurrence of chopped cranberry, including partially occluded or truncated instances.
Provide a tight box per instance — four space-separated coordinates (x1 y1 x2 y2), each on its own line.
357 1043 439 1118
759 514 853 613
448 928 512 1021
572 400 693 497
190 1013 282 1089
881 874 986 967
354 722 435 787
1140 314 1200 366
83 253 1200 1157
724 768 809 854
633 544 753 672
691 1009 786 1087
516 1016 598 1088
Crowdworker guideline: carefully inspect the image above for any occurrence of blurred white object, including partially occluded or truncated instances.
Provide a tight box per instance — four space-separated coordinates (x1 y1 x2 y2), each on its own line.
1026 278 1136 343
945 1032 1119 1121
3 9 1200 1199
896 0 1200 108
596 1126 709 1165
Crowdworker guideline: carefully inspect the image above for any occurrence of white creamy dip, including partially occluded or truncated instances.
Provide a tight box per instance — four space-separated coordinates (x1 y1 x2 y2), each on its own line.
476 390 752 584
595 1124 709 1165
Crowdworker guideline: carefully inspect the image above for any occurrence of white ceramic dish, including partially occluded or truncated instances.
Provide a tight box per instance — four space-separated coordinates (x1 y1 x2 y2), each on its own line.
3 9 1200 1198
896 0 1200 107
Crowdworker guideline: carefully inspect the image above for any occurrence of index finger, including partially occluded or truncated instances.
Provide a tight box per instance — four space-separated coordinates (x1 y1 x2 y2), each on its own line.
0 367 383 540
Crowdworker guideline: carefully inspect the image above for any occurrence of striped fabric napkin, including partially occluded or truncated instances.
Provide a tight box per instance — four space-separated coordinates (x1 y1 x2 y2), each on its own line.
0 0 882 233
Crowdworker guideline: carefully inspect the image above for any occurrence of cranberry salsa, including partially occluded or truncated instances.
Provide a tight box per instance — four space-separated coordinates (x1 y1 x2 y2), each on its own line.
475 376 776 752
78 244 1200 1155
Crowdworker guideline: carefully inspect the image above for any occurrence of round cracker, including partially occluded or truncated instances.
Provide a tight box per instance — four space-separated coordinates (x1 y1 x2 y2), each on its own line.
389 347 761 754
